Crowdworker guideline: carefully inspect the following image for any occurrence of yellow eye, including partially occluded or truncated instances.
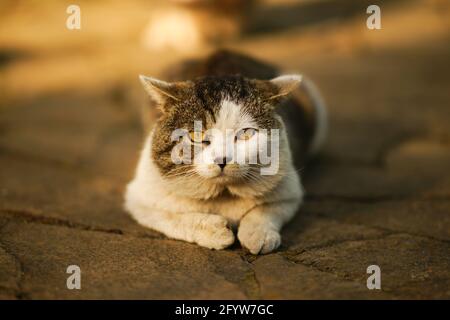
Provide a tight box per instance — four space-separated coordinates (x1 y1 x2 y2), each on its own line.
189 131 207 144
236 128 257 141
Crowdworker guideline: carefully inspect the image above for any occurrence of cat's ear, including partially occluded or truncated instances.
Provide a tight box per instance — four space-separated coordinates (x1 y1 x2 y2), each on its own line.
139 75 190 107
267 74 303 100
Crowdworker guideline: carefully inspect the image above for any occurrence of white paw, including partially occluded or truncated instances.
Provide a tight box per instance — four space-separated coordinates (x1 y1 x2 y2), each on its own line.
238 224 281 255
194 215 235 250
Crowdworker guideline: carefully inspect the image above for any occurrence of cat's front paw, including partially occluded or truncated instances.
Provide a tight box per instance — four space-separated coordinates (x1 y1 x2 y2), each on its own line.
193 215 235 250
238 223 281 255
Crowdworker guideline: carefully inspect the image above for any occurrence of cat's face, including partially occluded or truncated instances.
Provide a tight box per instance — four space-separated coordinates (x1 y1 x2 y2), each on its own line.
140 74 301 198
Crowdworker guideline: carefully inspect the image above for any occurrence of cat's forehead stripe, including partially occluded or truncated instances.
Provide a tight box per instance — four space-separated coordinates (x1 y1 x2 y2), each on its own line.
213 98 257 130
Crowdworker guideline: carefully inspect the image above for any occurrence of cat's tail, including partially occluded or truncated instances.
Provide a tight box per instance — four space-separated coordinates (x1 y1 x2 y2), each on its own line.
298 75 328 156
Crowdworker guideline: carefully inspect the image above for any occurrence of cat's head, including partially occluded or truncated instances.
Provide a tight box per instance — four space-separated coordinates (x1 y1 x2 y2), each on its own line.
140 74 301 199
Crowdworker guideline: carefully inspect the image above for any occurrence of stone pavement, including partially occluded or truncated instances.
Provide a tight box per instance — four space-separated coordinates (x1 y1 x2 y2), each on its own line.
0 0 449 299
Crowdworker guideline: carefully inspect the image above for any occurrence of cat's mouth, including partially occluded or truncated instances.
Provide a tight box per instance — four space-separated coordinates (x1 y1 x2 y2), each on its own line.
206 165 251 183
209 175 242 187
210 170 234 180
195 163 265 184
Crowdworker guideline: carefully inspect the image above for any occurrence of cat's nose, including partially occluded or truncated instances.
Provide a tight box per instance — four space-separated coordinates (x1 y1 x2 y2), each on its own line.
214 156 231 170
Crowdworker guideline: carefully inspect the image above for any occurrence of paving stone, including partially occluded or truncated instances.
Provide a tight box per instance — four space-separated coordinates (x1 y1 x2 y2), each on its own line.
252 254 389 299
281 214 388 251
0 219 250 299
0 245 19 294
0 0 449 300
292 39 450 165
304 140 450 198
301 199 450 241
0 94 142 178
289 234 450 299
0 152 155 238
0 217 21 299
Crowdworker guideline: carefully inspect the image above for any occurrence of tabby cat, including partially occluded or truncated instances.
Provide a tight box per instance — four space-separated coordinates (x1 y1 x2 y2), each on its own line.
125 50 327 254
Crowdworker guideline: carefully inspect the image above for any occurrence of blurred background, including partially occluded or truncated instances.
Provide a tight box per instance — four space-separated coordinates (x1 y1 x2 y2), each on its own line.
0 0 449 299
0 0 448 177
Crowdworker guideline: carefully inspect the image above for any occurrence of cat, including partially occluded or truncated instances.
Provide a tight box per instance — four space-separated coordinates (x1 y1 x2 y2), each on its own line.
125 50 327 254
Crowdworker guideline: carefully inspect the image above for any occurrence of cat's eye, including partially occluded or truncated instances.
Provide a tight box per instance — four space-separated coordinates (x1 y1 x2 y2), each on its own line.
188 131 209 144
236 128 257 141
